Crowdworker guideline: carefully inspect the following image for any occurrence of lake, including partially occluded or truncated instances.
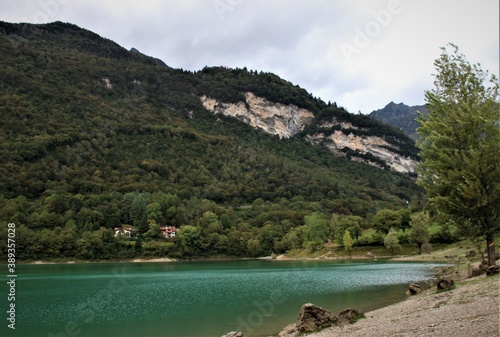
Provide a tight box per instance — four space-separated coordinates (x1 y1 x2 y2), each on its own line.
1 259 443 337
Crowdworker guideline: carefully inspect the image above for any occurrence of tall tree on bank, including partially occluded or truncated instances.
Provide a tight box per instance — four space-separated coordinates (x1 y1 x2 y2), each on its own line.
343 230 353 259
417 44 500 266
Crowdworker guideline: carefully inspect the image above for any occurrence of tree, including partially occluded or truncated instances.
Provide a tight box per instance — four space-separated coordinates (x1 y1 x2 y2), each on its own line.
144 220 161 239
146 202 162 223
177 225 202 256
398 208 412 232
197 211 222 235
417 44 500 266
275 228 303 253
384 228 400 255
372 209 402 234
343 230 353 259
333 215 362 244
408 212 431 254
303 212 329 251
247 238 262 257
134 235 143 255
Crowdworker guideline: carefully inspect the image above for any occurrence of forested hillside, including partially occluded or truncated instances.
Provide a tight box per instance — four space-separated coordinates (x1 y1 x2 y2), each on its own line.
0 21 423 260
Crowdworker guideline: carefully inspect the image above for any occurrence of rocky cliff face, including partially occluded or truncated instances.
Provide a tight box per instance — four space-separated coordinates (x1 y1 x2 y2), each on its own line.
303 116 418 173
306 130 418 173
201 93 418 174
201 92 315 138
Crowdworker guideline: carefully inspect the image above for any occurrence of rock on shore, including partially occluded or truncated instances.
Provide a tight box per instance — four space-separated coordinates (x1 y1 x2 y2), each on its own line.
279 304 363 337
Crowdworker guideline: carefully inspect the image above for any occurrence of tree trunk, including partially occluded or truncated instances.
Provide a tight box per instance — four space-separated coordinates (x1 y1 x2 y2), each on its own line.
486 233 496 266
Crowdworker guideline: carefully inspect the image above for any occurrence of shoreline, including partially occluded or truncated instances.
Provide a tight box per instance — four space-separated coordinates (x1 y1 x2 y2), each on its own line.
303 273 500 337
17 255 394 265
21 257 178 265
17 252 450 265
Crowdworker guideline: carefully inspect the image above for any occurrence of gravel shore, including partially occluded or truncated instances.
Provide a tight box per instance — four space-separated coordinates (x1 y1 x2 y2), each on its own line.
306 274 500 337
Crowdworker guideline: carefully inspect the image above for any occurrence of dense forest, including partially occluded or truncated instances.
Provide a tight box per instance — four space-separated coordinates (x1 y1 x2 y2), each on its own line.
0 21 431 260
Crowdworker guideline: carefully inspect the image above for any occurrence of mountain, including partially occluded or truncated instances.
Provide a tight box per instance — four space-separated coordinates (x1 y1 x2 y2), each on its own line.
369 102 429 140
202 94 418 173
0 21 423 260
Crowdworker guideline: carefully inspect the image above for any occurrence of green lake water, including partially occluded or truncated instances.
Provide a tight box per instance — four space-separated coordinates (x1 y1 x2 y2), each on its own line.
1 259 444 337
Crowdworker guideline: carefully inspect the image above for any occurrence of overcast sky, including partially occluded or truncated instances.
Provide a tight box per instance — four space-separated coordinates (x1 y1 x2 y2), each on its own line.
1 0 499 113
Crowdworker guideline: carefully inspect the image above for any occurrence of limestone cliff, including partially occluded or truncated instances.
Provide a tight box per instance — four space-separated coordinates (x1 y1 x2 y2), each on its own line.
200 92 314 138
200 93 418 174
306 128 418 173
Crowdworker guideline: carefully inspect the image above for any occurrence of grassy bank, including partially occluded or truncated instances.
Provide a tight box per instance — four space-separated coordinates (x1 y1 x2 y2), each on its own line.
281 235 499 263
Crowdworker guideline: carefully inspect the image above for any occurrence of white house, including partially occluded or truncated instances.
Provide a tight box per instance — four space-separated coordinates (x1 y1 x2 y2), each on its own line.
160 226 177 238
113 226 133 238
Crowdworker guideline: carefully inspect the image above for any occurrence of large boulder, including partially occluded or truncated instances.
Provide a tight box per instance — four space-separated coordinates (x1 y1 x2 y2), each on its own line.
406 282 422 296
437 277 455 291
279 304 364 336
296 303 338 333
337 308 364 325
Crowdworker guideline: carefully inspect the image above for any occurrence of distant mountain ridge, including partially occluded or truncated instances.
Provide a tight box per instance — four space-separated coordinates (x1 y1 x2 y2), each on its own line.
369 102 429 140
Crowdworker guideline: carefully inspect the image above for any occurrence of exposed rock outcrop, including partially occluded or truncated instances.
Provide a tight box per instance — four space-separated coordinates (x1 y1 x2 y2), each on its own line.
279 304 364 336
279 303 337 336
296 303 338 332
201 92 314 139
337 308 364 325
406 283 422 296
200 93 418 173
306 130 418 173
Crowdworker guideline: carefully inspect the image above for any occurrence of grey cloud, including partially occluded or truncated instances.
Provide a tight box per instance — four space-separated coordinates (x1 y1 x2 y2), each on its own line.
0 0 498 114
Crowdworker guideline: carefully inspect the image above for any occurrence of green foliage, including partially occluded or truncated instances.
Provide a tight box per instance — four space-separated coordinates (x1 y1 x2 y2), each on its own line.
331 215 363 244
384 228 401 255
247 238 262 257
0 21 425 260
398 208 412 232
177 225 202 256
372 209 403 234
274 227 304 253
144 220 161 239
417 44 500 265
302 212 329 251
343 230 353 258
408 212 431 254
431 222 459 244
355 230 384 246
